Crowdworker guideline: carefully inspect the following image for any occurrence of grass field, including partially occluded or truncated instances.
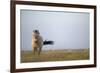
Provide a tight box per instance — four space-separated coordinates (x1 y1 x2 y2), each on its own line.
21 49 89 63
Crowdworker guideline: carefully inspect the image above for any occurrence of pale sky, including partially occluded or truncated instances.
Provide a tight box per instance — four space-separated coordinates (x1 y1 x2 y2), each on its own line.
20 10 90 51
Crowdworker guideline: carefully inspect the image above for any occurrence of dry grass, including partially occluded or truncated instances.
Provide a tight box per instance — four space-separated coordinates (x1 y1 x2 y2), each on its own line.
21 49 89 63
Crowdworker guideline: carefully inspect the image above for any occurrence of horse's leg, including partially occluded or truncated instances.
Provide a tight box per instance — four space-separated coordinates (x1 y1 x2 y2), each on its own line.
33 48 35 55
38 47 42 55
33 47 38 55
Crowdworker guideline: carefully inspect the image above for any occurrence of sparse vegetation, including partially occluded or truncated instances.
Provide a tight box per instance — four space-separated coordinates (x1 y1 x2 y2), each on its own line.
21 49 89 63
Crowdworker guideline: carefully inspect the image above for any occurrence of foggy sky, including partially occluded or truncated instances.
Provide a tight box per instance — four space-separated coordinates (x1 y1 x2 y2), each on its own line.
20 10 90 51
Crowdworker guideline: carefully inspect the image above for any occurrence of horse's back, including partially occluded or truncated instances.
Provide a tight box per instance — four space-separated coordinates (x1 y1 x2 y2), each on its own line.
37 36 43 48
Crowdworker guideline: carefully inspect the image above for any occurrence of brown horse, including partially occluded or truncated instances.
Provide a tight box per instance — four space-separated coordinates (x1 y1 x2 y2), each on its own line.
32 30 54 55
32 30 43 55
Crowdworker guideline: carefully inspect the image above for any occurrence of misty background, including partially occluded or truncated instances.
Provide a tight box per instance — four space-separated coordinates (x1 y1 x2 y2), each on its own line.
20 10 90 51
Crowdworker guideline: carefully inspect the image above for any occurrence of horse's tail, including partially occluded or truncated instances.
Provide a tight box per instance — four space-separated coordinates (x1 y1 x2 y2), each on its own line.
43 40 54 45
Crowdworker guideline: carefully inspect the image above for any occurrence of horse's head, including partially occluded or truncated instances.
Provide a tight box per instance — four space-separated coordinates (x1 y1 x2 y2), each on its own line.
33 30 40 34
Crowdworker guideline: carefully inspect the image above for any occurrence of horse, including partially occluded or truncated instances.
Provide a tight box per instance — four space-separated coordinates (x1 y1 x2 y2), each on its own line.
32 30 54 55
32 30 43 55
